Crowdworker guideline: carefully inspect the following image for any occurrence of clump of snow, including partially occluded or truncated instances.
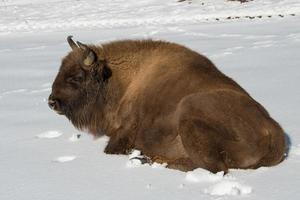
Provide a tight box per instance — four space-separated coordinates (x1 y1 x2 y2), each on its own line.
126 157 145 168
178 183 185 189
185 168 225 183
151 162 168 169
186 168 251 196
126 150 147 168
146 184 152 189
128 149 142 159
204 180 252 196
126 149 167 168
53 156 77 163
36 130 63 139
69 134 81 142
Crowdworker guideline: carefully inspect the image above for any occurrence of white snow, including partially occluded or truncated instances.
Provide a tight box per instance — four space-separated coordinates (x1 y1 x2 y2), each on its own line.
185 168 225 183
185 168 250 196
290 144 300 156
151 162 168 169
36 130 63 139
68 134 81 142
53 156 77 163
128 149 142 159
0 0 299 34
126 150 145 168
204 180 252 196
126 149 167 168
1 0 300 200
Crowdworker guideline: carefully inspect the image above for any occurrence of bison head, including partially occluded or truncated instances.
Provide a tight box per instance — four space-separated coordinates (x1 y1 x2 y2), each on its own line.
48 36 111 129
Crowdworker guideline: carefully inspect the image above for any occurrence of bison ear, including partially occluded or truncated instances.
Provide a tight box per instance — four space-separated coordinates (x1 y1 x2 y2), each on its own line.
83 50 96 67
76 41 97 69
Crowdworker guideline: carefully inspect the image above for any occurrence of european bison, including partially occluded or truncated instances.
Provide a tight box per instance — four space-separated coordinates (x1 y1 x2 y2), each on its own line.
48 36 286 173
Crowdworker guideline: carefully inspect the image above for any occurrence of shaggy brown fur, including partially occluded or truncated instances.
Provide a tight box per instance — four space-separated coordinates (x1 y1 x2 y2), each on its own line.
49 37 286 173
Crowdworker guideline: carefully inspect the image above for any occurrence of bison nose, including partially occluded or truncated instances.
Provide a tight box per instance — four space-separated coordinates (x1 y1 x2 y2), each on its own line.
48 95 61 111
48 99 57 110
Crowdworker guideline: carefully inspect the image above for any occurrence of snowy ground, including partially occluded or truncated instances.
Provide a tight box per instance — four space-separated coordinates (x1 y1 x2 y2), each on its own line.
1 0 300 200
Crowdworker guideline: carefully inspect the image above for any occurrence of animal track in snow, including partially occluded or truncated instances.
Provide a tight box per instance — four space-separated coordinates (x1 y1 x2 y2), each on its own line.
36 130 63 139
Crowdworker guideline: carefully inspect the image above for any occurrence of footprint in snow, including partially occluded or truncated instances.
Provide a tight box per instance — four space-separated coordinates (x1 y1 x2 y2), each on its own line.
36 130 63 139
53 156 77 163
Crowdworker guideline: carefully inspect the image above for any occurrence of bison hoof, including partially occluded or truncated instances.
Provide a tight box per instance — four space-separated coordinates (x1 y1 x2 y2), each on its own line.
104 136 132 155
104 145 128 155
130 156 152 165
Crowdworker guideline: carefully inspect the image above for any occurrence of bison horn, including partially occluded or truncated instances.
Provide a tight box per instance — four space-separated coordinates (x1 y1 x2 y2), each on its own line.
67 35 79 50
77 41 89 51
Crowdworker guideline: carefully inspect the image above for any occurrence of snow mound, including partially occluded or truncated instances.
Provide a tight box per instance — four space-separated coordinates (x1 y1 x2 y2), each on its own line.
126 157 145 168
69 134 81 142
204 180 252 196
185 168 225 183
53 156 77 163
36 130 63 139
151 162 168 169
126 149 167 168
128 150 142 159
126 150 147 168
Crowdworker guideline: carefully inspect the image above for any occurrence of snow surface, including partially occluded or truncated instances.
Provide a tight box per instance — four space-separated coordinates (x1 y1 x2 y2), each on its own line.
53 156 77 163
36 130 63 139
1 0 300 200
204 180 252 196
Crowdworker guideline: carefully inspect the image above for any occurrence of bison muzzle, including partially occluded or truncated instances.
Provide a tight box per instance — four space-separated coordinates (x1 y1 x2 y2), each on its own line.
48 36 286 173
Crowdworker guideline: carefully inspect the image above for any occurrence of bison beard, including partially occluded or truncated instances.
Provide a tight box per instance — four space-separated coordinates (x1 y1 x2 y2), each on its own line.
48 36 287 173
66 78 107 134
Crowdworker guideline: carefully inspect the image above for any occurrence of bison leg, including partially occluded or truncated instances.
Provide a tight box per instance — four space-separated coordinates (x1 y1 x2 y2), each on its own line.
166 158 197 172
150 155 197 172
178 119 228 173
176 90 286 172
104 135 133 155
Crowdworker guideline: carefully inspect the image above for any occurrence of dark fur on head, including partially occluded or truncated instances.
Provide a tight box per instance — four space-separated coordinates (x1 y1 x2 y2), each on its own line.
49 43 110 134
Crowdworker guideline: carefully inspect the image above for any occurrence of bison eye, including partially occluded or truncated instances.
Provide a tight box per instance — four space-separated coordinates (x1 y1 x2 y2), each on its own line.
66 73 84 85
